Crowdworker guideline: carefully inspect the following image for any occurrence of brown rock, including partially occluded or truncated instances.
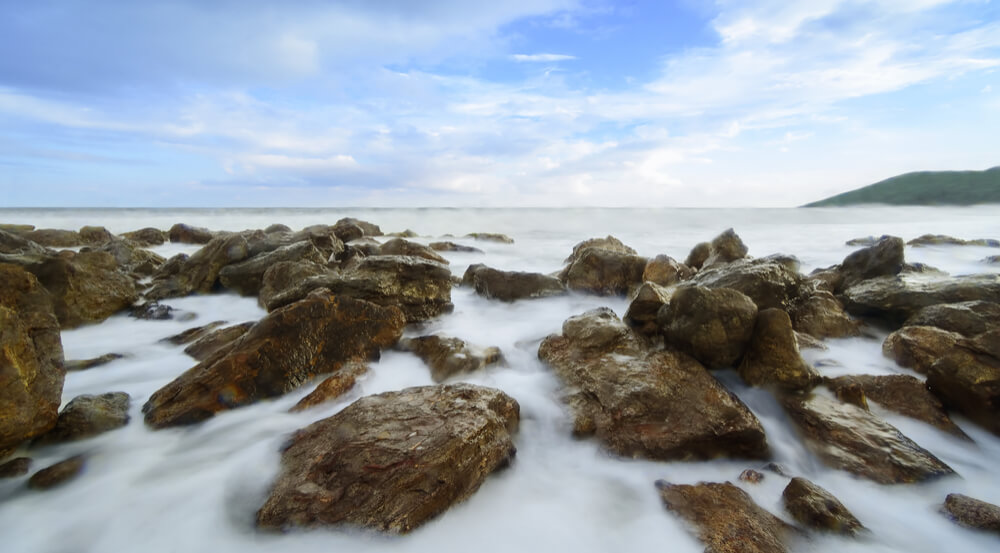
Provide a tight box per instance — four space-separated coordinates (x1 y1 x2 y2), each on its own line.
429 241 483 253
624 282 672 335
739 469 765 483
790 287 859 338
379 238 448 264
258 261 330 310
795 332 827 351
941 493 1000 535
129 301 174 320
464 232 513 244
739 308 820 391
183 322 254 361
927 349 1000 436
143 293 405 428
782 477 865 535
839 274 1000 326
78 225 114 245
290 361 369 412
703 228 749 268
147 233 250 299
386 229 418 238
65 353 125 372
908 234 999 247
24 250 138 328
660 286 758 369
122 227 167 247
838 235 904 290
642 254 692 287
168 223 214 244
256 384 519 533
685 241 711 270
656 480 792 553
162 321 227 346
27 455 85 490
219 240 325 296
560 248 648 296
398 335 502 382
905 301 1000 337
691 255 804 311
463 264 566 302
333 217 382 239
92 238 166 277
24 229 81 248
963 328 1000 359
0 457 31 478
34 392 130 445
882 326 962 374
563 235 636 265
0 224 34 233
264 224 292 234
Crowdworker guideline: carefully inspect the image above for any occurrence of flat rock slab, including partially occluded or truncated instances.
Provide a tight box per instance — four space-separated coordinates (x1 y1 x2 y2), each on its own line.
840 274 1000 326
257 384 519 533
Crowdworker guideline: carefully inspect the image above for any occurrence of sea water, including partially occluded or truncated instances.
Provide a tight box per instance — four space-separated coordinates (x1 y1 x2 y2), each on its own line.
1 206 999 553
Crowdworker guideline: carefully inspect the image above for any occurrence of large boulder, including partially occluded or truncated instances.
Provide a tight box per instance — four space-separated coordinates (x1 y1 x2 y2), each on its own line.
624 282 672 335
147 233 250 299
121 227 167 247
940 494 1000 535
33 392 130 445
927 349 1000 436
24 229 81 248
690 255 804 311
379 238 447 264
882 326 963 374
258 261 330 309
334 217 383 239
905 301 1000 337
398 335 501 382
782 477 865 535
168 223 214 244
246 225 344 262
560 248 647 296
685 241 711 270
702 228 749 268
0 264 65 455
656 480 792 553
642 254 692 287
462 264 565 302
837 235 904 290
218 240 325 296
660 286 758 369
839 274 1000 326
789 286 859 338
0 229 50 257
142 292 406 428
256 384 518 533
78 226 114 245
781 393 954 484
738 308 820 391
182 322 254 361
23 251 138 328
90 239 165 277
563 236 636 265
538 308 768 460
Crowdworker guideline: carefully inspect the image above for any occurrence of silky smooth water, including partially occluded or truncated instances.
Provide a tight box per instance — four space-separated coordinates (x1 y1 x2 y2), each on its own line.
1 207 999 553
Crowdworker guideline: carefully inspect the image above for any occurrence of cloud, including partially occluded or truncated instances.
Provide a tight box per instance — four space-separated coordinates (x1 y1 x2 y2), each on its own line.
509 53 577 62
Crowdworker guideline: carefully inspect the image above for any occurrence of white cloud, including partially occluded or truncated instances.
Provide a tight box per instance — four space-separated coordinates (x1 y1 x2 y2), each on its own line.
510 53 577 62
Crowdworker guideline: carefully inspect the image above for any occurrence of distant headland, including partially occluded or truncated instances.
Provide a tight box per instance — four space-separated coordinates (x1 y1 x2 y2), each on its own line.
804 166 1000 207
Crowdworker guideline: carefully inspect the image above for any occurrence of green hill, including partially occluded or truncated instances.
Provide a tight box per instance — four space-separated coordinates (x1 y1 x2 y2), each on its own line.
804 167 1000 207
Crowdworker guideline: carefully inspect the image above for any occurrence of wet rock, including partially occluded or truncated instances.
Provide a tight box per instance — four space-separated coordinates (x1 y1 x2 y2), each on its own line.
92 238 165 277
342 237 382 260
963 329 1000 359
264 224 291 234
24 228 81 248
660 286 758 369
0 264 65 453
825 374 969 439
883 325 962 373
563 235 636 265
248 225 344 262
464 232 513 244
691 255 804 311
0 223 34 233
539 308 768 460
908 234 999 247
795 332 827 351
386 229 418 238
398 335 502 382
782 477 865 535
985 255 1000 265
685 241 711 270
0 229 50 256
219 240 325 296
256 383 519 533
739 469 765 483
624 282 672 335
168 223 214 244
838 236 904 290
905 301 1000 337
34 392 130 445
183 322 254 361
642 254 692 287
941 494 1000 535
258 261 330 310
290 361 369 412
24 250 138 328
781 393 954 484
790 286 859 338
129 300 174 320
122 227 167 246
27 455 85 490
463 264 566 302
0 457 31 478
927 349 1000 436
703 228 749 268
560 248 648 296
162 321 227 346
333 217 382 239
143 293 405 428
429 241 483 253
65 353 125 372
78 225 114 245
147 233 250 299
739 308 820 391
656 480 792 553
840 274 1000 326
378 238 448 264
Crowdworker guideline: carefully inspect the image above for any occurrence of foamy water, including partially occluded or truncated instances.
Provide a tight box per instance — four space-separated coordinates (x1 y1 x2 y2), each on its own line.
1 207 999 553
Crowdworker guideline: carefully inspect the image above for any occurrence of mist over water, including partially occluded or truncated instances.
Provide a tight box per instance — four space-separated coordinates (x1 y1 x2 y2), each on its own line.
2 207 999 553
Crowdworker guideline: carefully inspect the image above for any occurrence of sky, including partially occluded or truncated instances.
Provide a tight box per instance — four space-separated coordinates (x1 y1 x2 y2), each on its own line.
1 0 998 207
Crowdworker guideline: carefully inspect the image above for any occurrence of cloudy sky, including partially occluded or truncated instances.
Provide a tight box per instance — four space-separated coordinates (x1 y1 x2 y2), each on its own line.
1 0 998 207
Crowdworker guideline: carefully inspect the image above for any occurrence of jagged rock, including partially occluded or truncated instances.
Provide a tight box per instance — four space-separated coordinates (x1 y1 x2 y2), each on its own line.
27 455 85 490
908 234 999 247
379 238 448 264
429 241 483 253
258 261 330 309
840 274 1000 326
660 286 758 369
34 392 130 445
219 240 325 296
247 225 344 262
883 326 962 373
825 374 969 439
963 329 1000 359
702 228 749 268
563 236 636 265
685 241 711 270
168 223 214 244
838 236 904 291
334 217 382 239
0 229 49 256
656 480 792 553
790 286 859 338
739 308 820 391
122 227 167 246
290 361 369 412
739 469 765 483
927 349 1000 436
642 254 692 287
795 331 827 351
905 301 1000 337
147 233 250 299
691 255 804 311
24 229 81 248
264 224 292 234
92 239 165 277
624 282 672 335
560 248 648 296
342 237 382 261
782 477 865 535
143 293 405 428
398 335 501 382
464 232 513 244
462 264 565 302
941 494 1000 535
23 250 138 328
78 225 114 245
0 457 31 478
781 393 954 484
267 256 452 323
0 264 65 454
257 384 519 533
162 321 227 346
539 308 768 460
129 300 174 320
183 322 254 361
65 353 125 372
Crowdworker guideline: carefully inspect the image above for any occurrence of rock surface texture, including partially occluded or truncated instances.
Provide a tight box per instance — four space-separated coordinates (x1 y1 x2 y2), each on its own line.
782 477 865 535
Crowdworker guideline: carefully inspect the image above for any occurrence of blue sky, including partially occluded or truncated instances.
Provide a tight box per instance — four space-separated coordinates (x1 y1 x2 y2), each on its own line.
1 0 998 207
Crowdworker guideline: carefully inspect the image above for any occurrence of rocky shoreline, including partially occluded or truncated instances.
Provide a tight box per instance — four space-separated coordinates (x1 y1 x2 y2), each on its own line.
2 219 1000 548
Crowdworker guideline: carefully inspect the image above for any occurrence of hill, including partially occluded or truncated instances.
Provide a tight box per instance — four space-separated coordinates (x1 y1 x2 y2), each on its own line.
804 167 1000 207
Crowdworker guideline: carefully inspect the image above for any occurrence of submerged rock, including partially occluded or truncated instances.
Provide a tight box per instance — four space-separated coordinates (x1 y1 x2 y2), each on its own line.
927 349 1000 437
290 361 369 412
28 455 85 490
429 241 483 253
129 301 174 320
660 286 758 369
65 353 125 372
738 308 820 391
256 384 519 534
941 494 1000 535
34 392 130 445
398 335 502 382
882 325 962 373
839 274 1000 326
0 457 31 478
463 264 565 302
782 477 865 535
905 301 1000 337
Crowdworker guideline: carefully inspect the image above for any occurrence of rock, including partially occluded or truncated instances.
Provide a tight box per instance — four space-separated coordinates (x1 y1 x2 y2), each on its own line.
782 477 865 535
34 392 130 445
927 349 1000 436
539 308 768 460
790 286 859 338
838 236 904 290
65 353 125 372
840 274 1000 326
333 217 382 239
624 282 672 335
563 236 636 265
825 375 969 439
883 326 962 373
660 286 758 369
147 233 250 299
258 261 330 310
905 301 1000 337
219 240 325 296
0 264 65 453
941 494 1000 535
78 225 114 245
398 335 502 382
248 225 344 262
685 241 711 270
129 301 174 320
27 455 85 490
0 224 34 233
691 255 804 311
92 239 166 277
429 241 483 253
464 232 513 244
267 256 452 323
23 251 138 328
963 329 1000 359
122 227 167 246
795 331 827 351
703 228 749 268
183 322 254 361
24 229 81 248
386 229 419 238
984 255 1000 265
908 234 999 247
0 457 31 478
846 236 881 247
656 480 792 553
378 238 448 264
290 361 369 412
341 237 382 260
560 248 648 296
739 469 765 483
642 254 692 287
168 223 214 244
781 393 954 484
462 264 566 302
162 321 227 346
143 293 405 428
256 384 518 533
264 224 292 234
0 229 50 256
739 308 820 391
